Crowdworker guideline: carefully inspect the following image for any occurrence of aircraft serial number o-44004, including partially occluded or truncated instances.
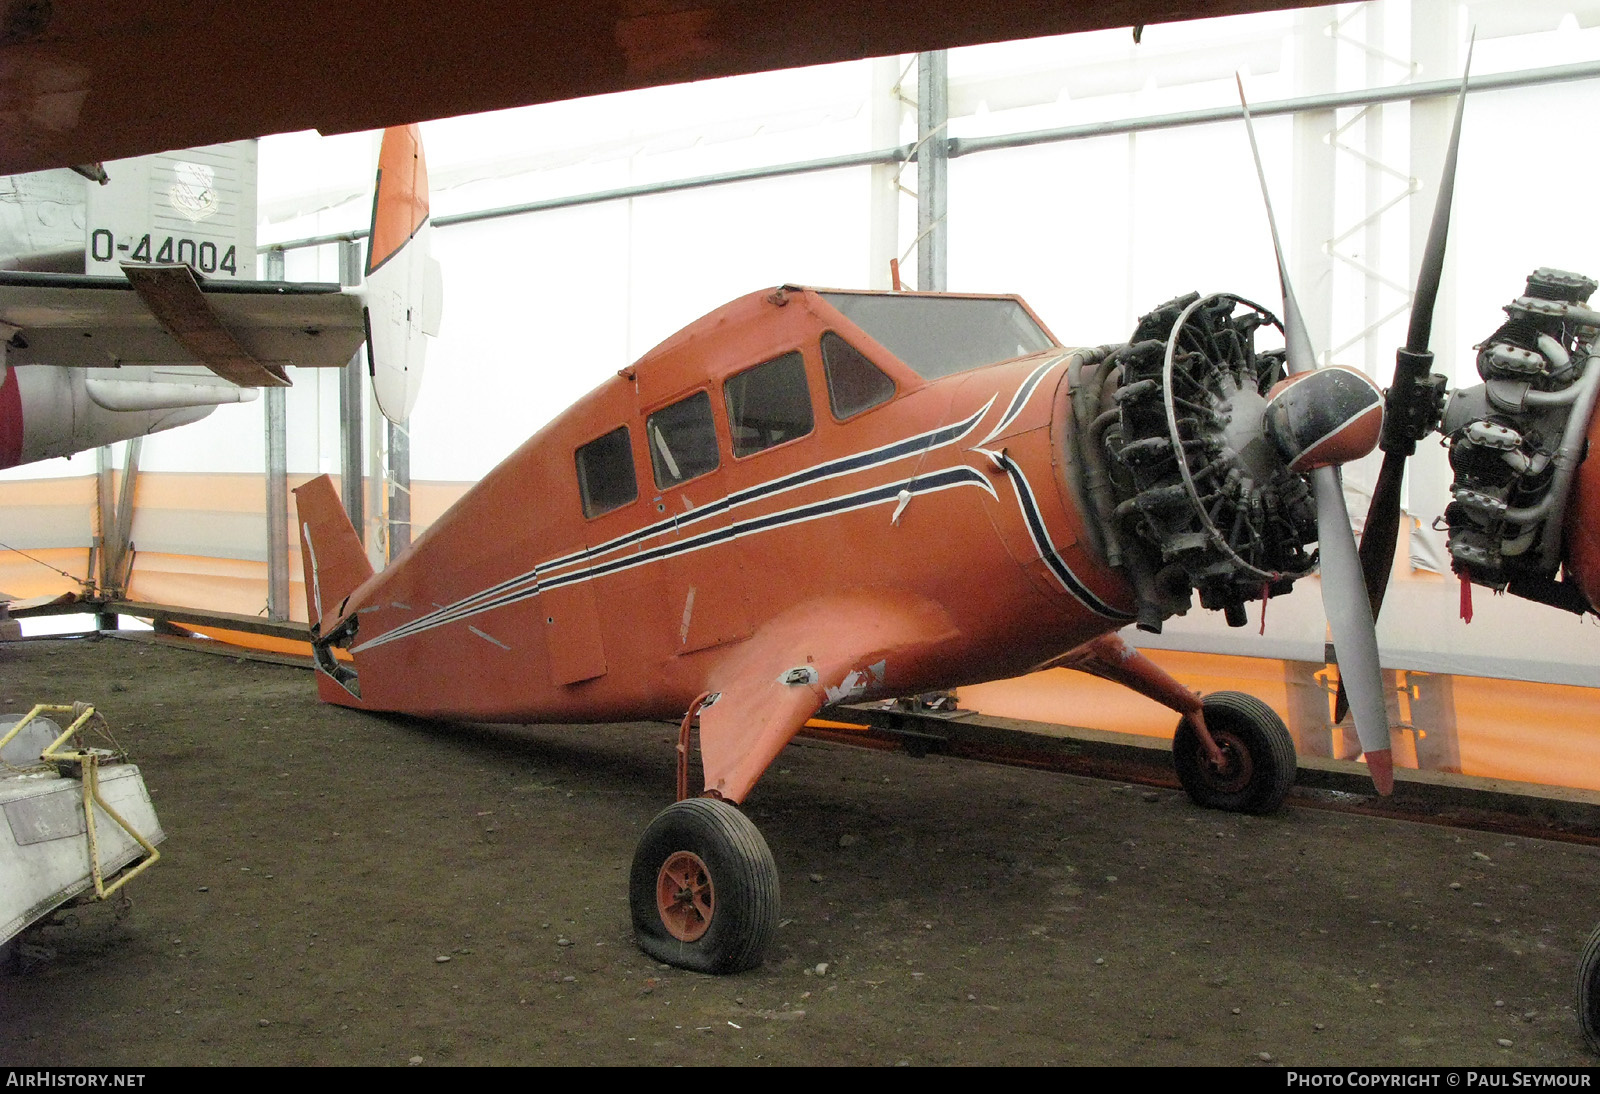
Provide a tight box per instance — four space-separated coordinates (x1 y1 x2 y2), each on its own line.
88 230 240 276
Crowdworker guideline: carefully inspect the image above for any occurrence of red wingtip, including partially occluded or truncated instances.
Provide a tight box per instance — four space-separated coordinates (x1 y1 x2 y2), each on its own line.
1366 748 1395 796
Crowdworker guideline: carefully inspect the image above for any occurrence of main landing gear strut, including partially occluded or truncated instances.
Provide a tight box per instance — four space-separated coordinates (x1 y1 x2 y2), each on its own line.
1058 634 1298 816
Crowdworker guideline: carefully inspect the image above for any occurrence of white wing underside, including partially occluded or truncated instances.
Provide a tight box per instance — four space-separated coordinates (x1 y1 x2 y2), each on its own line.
0 271 366 375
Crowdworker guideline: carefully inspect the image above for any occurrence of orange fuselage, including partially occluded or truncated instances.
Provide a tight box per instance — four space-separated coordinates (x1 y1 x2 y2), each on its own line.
311 288 1135 727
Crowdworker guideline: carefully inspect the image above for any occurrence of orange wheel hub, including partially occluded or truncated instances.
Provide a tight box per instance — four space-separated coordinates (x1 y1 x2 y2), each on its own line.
1203 730 1254 794
656 850 714 942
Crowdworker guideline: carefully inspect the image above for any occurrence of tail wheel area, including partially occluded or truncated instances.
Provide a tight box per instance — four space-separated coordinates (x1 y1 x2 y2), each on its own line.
629 797 779 974
1577 923 1600 1054
1173 691 1296 815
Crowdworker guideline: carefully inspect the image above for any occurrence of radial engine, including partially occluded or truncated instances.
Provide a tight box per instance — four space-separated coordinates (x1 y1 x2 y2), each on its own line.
1440 268 1600 614
1071 291 1383 632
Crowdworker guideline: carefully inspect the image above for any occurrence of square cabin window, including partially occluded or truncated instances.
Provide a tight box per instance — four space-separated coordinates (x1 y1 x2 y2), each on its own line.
724 350 814 457
821 331 896 419
648 390 721 488
575 425 637 518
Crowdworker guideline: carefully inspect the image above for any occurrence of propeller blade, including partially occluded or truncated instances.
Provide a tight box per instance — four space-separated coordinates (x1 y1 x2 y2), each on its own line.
1336 450 1406 723
1406 33 1473 356
1315 465 1394 793
1337 36 1475 724
1236 75 1315 377
1239 75 1394 792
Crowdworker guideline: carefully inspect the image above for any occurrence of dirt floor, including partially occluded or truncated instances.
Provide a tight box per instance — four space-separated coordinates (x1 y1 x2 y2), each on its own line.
3 636 1600 1067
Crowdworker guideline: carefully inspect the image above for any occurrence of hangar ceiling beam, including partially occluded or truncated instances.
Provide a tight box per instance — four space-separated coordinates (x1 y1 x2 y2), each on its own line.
262 59 1600 257
0 0 1333 177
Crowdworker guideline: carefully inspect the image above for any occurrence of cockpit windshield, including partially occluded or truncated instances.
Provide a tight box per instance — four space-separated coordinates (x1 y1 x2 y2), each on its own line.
818 292 1057 380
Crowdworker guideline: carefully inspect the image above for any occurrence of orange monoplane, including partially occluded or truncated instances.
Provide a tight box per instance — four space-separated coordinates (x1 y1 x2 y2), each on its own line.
291 66 1600 986
292 273 1388 972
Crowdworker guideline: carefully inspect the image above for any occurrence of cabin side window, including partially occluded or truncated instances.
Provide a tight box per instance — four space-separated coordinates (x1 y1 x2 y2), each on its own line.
575 426 638 518
648 390 720 488
724 350 814 457
821 331 896 419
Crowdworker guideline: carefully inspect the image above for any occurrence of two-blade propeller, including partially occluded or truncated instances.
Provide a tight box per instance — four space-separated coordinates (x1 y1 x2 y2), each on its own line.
1236 44 1473 794
1335 41 1475 725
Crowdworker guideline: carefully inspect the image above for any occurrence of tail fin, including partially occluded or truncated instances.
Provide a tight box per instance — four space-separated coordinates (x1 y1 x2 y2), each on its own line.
359 124 443 423
293 474 374 631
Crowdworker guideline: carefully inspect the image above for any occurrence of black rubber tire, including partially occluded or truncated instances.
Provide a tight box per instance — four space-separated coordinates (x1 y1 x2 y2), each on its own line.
1576 922 1600 1054
1172 691 1297 815
629 798 780 974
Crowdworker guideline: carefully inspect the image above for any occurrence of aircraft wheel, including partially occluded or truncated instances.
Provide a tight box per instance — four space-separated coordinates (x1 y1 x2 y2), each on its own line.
1172 691 1296 815
1576 922 1600 1053
629 797 779 974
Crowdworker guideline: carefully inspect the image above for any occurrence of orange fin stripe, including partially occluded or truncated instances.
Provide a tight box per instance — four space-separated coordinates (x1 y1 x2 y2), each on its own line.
365 125 429 276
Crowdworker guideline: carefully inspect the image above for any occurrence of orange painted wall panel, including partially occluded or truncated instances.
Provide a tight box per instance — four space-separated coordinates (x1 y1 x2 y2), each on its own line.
959 651 1600 792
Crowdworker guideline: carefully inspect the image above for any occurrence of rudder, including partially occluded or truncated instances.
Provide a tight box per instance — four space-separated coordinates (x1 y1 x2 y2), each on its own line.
293 474 373 631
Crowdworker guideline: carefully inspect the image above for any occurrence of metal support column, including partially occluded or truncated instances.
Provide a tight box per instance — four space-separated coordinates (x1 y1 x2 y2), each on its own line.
1405 0 1462 577
361 387 384 570
263 248 290 621
386 419 411 560
1290 5 1337 367
91 435 141 627
916 50 948 293
112 437 140 596
869 57 905 289
93 446 115 629
337 239 365 540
